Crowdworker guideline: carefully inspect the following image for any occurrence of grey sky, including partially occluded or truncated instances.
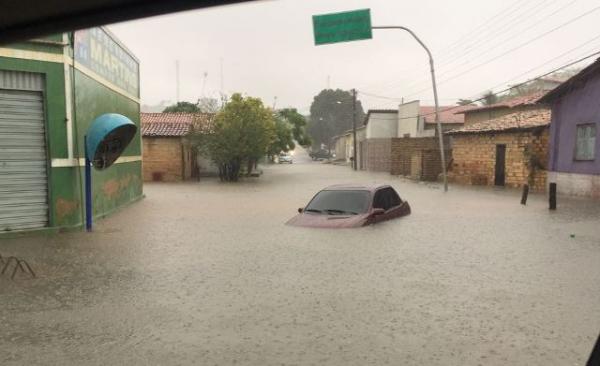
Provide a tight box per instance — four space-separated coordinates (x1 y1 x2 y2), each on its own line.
108 0 600 113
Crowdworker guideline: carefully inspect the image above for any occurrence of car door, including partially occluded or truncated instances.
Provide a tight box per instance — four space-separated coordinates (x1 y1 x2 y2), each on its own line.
384 188 409 219
371 189 388 224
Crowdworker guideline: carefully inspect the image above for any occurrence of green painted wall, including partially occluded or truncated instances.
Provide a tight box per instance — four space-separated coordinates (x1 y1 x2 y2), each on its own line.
73 70 142 220
0 31 142 234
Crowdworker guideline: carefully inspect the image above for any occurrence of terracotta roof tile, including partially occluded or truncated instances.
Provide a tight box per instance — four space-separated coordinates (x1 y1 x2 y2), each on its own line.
420 106 465 124
446 109 550 135
456 91 546 114
141 112 215 137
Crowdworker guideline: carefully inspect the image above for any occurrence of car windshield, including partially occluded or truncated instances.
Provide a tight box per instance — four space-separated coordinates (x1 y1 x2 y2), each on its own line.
305 190 370 214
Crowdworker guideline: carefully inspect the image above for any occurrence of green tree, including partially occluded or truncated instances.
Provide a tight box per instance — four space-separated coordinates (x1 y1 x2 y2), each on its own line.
267 117 295 158
307 89 365 149
481 91 498 106
162 101 200 113
201 93 275 181
457 98 475 106
278 108 311 146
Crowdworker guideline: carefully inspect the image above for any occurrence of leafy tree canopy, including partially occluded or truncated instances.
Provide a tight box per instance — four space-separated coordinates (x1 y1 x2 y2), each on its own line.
162 101 200 113
457 98 475 106
200 93 275 181
307 89 365 149
267 117 295 157
278 108 311 146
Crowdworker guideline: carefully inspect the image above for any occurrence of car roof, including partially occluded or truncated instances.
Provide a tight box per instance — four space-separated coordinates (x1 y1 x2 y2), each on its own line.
322 184 390 193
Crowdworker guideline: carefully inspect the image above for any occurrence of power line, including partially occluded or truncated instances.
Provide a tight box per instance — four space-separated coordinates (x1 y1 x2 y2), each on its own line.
385 0 579 97
384 50 600 121
400 5 600 100
367 31 600 110
355 0 555 93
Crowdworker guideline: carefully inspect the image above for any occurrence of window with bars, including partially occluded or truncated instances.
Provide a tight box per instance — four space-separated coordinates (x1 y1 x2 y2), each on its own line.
575 124 596 161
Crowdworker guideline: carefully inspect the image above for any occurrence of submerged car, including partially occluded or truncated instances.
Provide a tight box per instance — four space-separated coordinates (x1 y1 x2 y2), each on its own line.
279 153 293 164
286 184 411 228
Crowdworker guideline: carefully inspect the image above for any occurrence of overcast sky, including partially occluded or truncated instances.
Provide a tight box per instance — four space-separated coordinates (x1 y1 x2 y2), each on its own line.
108 0 600 113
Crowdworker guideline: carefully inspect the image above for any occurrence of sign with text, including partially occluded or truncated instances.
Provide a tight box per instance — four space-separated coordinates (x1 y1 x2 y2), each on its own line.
312 9 372 46
74 28 139 97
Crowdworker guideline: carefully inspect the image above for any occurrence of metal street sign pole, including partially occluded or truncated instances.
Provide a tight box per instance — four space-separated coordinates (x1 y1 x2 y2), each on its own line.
371 26 448 192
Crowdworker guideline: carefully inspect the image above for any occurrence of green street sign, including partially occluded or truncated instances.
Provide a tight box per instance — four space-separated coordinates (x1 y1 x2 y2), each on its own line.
312 9 372 46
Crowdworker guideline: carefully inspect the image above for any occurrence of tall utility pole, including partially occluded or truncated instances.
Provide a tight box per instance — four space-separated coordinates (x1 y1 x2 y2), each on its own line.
352 88 357 171
371 26 448 191
175 60 180 102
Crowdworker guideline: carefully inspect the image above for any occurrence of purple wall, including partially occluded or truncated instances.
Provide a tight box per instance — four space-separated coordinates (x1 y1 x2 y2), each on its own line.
549 73 600 174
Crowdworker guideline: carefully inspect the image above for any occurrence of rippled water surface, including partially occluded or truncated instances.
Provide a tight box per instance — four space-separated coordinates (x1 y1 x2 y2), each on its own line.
1 149 599 365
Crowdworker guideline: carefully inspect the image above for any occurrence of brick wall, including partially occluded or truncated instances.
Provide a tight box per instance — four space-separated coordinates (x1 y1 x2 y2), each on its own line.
142 137 184 181
448 128 549 191
364 138 391 172
390 137 451 181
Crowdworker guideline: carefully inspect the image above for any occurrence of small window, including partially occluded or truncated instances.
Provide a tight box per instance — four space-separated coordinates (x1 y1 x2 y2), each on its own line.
575 124 596 161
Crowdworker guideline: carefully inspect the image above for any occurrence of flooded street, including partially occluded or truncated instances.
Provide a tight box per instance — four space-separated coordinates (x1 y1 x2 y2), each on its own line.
1 148 600 365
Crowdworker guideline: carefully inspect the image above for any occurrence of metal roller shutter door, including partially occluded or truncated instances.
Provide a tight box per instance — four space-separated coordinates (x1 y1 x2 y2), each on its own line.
0 88 49 231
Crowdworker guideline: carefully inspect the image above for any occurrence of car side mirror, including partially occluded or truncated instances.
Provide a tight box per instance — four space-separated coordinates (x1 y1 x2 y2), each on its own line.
371 208 385 216
298 207 303 213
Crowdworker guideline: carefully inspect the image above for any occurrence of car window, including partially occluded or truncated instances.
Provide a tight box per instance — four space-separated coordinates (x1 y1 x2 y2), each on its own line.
373 190 387 210
306 190 370 214
388 188 402 207
374 188 402 211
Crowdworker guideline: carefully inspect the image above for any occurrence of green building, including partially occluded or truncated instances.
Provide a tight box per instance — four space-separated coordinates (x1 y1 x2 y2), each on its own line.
0 28 142 235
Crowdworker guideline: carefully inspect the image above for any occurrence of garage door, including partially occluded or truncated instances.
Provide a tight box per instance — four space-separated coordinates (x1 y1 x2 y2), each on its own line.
0 81 49 231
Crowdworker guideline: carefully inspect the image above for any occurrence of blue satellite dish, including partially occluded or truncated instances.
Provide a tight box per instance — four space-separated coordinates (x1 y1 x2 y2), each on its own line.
86 113 137 170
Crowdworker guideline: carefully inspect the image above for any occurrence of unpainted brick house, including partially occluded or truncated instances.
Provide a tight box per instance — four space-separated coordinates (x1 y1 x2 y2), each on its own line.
362 105 463 178
141 113 216 181
446 109 550 191
456 91 547 125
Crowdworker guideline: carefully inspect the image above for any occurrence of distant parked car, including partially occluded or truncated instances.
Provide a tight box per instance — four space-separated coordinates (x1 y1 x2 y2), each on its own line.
309 149 331 161
286 184 411 228
279 153 293 164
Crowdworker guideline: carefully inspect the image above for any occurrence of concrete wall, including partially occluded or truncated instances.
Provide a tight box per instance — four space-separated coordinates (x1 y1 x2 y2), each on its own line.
366 112 398 139
333 136 346 161
547 171 600 198
449 128 549 191
364 138 391 172
548 72 600 176
398 101 419 137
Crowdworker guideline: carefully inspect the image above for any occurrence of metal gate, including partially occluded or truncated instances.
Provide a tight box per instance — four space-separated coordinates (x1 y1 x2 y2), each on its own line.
0 71 49 231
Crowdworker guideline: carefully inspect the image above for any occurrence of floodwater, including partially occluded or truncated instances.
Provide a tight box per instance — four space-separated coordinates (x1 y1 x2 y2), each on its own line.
1 148 600 365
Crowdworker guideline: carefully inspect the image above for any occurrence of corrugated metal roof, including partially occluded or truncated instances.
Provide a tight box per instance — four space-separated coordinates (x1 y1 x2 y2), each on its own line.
446 109 550 135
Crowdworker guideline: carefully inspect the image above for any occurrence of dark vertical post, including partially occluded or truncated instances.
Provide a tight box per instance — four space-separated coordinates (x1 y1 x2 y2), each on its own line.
352 88 357 170
84 136 93 232
520 184 529 205
549 182 557 210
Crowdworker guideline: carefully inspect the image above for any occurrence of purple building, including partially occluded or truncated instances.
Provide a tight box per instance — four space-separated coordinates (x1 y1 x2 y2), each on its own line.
540 59 600 198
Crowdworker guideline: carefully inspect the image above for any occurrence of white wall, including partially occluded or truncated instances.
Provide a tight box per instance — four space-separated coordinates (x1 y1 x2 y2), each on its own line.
366 112 398 138
397 100 420 137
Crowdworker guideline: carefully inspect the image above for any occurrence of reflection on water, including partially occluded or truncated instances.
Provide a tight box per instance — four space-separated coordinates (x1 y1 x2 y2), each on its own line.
1 152 599 365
